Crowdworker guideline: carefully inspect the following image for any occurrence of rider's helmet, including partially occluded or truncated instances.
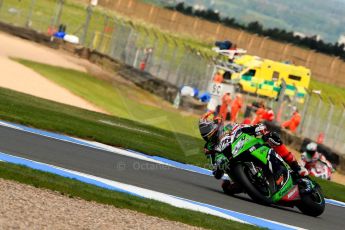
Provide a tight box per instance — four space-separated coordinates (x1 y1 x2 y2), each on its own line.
306 142 318 158
199 113 222 142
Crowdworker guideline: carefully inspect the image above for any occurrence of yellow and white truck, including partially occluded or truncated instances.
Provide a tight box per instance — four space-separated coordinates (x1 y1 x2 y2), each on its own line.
232 55 311 102
207 47 311 111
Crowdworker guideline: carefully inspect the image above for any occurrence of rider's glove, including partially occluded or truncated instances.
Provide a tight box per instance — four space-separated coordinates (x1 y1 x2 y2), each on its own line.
215 154 229 168
204 148 213 156
213 168 224 180
262 132 282 147
213 153 229 180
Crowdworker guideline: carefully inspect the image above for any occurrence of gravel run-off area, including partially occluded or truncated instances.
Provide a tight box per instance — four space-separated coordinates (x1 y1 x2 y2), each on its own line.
0 178 204 230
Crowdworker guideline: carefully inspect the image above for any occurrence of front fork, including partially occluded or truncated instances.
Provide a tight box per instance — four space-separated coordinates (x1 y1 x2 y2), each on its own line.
244 162 270 189
246 162 259 176
224 162 262 184
246 162 264 179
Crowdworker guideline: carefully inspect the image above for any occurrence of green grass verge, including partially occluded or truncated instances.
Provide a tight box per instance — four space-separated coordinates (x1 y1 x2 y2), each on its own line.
313 177 345 202
0 86 205 166
16 58 200 138
0 162 258 230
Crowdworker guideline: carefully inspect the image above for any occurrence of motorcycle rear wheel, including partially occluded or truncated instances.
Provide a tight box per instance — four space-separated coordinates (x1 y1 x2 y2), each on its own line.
296 187 325 217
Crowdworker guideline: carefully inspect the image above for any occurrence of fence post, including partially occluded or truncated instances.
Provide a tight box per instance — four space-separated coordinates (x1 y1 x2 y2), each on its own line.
274 79 287 121
124 26 137 65
52 0 64 29
176 47 189 87
195 55 205 89
200 58 209 91
183 52 192 85
334 103 345 149
133 48 141 68
141 28 150 48
165 40 178 82
0 0 4 13
108 19 118 57
207 64 217 92
96 14 109 52
313 94 324 139
25 0 36 28
298 91 311 134
147 32 159 75
138 29 151 71
324 97 335 145
176 44 196 87
80 4 94 45
188 54 196 86
302 94 317 137
155 35 169 78
201 57 212 91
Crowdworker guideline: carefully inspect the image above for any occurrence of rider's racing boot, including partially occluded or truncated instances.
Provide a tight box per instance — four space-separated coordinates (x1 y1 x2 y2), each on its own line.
290 161 309 177
297 178 314 194
290 161 313 194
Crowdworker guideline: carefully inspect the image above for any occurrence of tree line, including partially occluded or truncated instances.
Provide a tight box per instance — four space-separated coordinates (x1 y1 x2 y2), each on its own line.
167 3 345 60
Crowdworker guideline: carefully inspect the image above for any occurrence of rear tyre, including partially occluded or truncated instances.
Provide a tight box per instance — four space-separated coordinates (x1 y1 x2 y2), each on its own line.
296 187 325 217
233 163 272 205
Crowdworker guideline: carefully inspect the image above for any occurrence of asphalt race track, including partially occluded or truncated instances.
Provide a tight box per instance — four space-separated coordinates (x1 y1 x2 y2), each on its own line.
0 125 343 229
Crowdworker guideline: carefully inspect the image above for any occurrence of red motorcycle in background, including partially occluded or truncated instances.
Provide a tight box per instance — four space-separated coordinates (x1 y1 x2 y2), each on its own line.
304 159 333 180
301 143 334 180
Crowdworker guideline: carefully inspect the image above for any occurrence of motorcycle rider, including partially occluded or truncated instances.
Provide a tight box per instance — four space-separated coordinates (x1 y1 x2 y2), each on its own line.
302 142 334 172
199 111 310 194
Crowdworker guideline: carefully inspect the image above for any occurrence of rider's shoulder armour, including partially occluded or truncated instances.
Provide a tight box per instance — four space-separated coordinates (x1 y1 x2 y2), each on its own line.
215 134 232 153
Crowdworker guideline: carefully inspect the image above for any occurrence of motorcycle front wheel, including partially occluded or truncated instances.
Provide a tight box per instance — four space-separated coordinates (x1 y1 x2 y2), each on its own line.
233 163 272 205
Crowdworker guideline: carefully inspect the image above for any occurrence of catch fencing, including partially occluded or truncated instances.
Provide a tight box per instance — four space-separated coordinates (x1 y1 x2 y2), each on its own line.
89 17 213 91
266 92 345 153
0 0 344 154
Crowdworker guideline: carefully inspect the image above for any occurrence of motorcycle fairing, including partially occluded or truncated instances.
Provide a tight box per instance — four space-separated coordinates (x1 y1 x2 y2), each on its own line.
230 132 295 202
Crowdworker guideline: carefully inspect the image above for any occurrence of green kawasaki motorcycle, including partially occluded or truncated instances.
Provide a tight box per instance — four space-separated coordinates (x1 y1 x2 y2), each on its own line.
220 132 325 217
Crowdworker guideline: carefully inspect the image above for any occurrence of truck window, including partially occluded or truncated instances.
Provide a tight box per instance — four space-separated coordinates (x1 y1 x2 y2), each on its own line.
272 71 279 81
288 75 301 81
244 69 256 77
